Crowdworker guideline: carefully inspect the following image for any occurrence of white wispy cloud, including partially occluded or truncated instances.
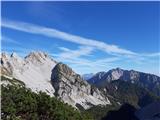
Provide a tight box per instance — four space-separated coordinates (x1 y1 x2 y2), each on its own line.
142 53 160 57
1 36 21 45
58 46 94 58
2 19 137 56
1 19 159 75
51 45 159 74
51 45 121 73
52 46 95 66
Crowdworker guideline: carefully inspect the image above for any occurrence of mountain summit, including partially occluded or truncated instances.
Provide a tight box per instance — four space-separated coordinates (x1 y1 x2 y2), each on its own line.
88 68 160 96
51 63 110 109
1 51 57 96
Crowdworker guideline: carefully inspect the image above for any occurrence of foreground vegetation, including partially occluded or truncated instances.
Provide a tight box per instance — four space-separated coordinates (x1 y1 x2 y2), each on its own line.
1 84 93 120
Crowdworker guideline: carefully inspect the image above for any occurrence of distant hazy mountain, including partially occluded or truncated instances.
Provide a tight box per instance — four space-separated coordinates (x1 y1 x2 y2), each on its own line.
82 73 95 80
88 68 160 96
88 72 106 83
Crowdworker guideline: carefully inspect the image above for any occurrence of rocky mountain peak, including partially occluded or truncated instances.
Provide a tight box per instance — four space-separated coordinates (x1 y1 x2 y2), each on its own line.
1 51 57 96
1 52 22 66
52 62 76 77
88 68 160 96
51 62 85 89
10 52 19 58
111 67 124 73
25 51 48 59
115 67 124 72
104 68 124 81
24 51 55 64
10 52 23 63
1 52 10 61
115 67 122 71
51 63 110 109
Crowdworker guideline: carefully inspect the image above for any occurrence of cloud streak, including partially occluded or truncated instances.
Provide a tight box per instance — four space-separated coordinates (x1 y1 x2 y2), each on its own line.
51 45 121 73
2 19 159 75
57 46 94 58
2 19 137 56
1 36 21 45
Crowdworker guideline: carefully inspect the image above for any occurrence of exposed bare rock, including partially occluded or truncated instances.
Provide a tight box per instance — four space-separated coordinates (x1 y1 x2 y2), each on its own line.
1 51 57 96
51 63 110 109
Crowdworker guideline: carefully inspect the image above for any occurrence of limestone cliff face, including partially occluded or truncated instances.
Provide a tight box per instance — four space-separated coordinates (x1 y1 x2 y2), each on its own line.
1 52 57 96
51 63 110 109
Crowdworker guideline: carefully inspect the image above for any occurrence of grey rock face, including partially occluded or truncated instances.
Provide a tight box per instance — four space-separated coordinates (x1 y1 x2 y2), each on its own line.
51 63 110 109
88 68 160 96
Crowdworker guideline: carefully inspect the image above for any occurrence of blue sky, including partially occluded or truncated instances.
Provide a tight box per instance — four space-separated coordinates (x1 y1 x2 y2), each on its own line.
1 1 160 75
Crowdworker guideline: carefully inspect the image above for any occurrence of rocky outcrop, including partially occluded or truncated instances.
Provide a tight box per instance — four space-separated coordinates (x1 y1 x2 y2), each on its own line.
51 63 110 109
1 51 57 96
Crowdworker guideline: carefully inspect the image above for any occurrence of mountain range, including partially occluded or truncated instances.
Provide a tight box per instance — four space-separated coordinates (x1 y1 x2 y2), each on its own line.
1 51 160 120
1 51 110 109
86 68 160 96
